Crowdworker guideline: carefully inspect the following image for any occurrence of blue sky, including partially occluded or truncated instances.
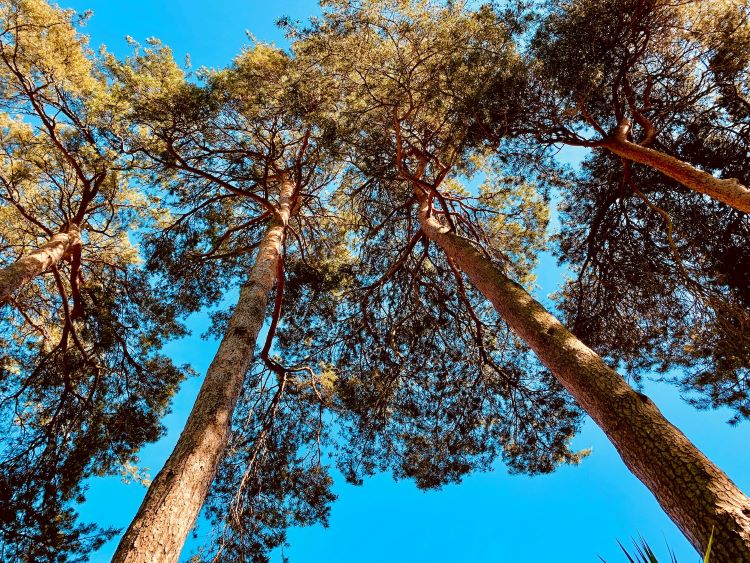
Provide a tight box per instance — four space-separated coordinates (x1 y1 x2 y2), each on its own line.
64 2 750 562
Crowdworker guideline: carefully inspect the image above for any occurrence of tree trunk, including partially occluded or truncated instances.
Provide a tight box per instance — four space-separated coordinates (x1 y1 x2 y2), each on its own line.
112 181 296 563
601 135 750 214
0 225 81 305
417 194 750 561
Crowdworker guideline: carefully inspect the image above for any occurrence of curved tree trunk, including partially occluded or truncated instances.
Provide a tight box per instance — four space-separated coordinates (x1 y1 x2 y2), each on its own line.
601 133 750 214
416 194 750 562
113 181 296 563
0 225 81 305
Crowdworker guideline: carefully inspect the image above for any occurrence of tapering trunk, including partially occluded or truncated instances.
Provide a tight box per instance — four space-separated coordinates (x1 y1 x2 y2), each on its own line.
112 182 295 563
0 225 81 305
601 136 750 213
417 196 750 561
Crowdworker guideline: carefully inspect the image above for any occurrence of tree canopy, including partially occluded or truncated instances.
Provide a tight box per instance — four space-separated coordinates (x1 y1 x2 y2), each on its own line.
0 1 188 559
0 0 749 561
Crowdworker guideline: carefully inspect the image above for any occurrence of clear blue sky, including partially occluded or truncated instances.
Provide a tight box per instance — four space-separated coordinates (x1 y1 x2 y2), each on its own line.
65 2 750 562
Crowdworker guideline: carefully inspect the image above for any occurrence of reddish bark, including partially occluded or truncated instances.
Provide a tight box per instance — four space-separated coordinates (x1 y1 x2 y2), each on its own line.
417 191 750 561
113 180 296 563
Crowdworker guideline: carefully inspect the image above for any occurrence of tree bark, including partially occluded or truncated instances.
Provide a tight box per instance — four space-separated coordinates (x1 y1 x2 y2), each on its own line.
601 133 750 214
417 193 750 561
0 225 81 305
112 180 296 563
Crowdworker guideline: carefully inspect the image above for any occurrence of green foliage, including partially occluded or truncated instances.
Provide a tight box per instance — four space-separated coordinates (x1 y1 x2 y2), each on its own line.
600 530 714 563
521 0 750 420
555 138 750 421
529 0 750 141
274 0 586 490
199 362 337 563
0 1 745 561
609 537 678 563
106 32 348 563
107 37 341 312
0 2 188 559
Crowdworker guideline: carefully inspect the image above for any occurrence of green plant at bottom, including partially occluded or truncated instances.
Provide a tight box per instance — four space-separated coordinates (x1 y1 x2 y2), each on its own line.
600 529 713 563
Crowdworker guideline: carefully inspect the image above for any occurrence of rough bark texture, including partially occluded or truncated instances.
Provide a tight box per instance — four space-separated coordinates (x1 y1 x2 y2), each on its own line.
0 225 81 305
602 136 750 214
417 195 750 561
112 182 295 563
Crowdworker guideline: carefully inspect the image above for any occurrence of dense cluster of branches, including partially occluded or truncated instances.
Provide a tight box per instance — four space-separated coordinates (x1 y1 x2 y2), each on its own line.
0 0 748 562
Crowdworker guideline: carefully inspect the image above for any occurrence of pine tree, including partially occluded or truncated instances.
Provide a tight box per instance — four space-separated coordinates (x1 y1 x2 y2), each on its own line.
524 0 750 212
0 2 188 558
556 151 750 419
291 1 750 558
106 40 342 562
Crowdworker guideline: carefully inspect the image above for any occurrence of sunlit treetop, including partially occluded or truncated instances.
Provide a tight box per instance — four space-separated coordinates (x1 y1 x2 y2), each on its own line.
529 0 749 143
0 3 188 559
256 0 585 511
106 38 344 313
168 5 585 559
105 35 354 563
